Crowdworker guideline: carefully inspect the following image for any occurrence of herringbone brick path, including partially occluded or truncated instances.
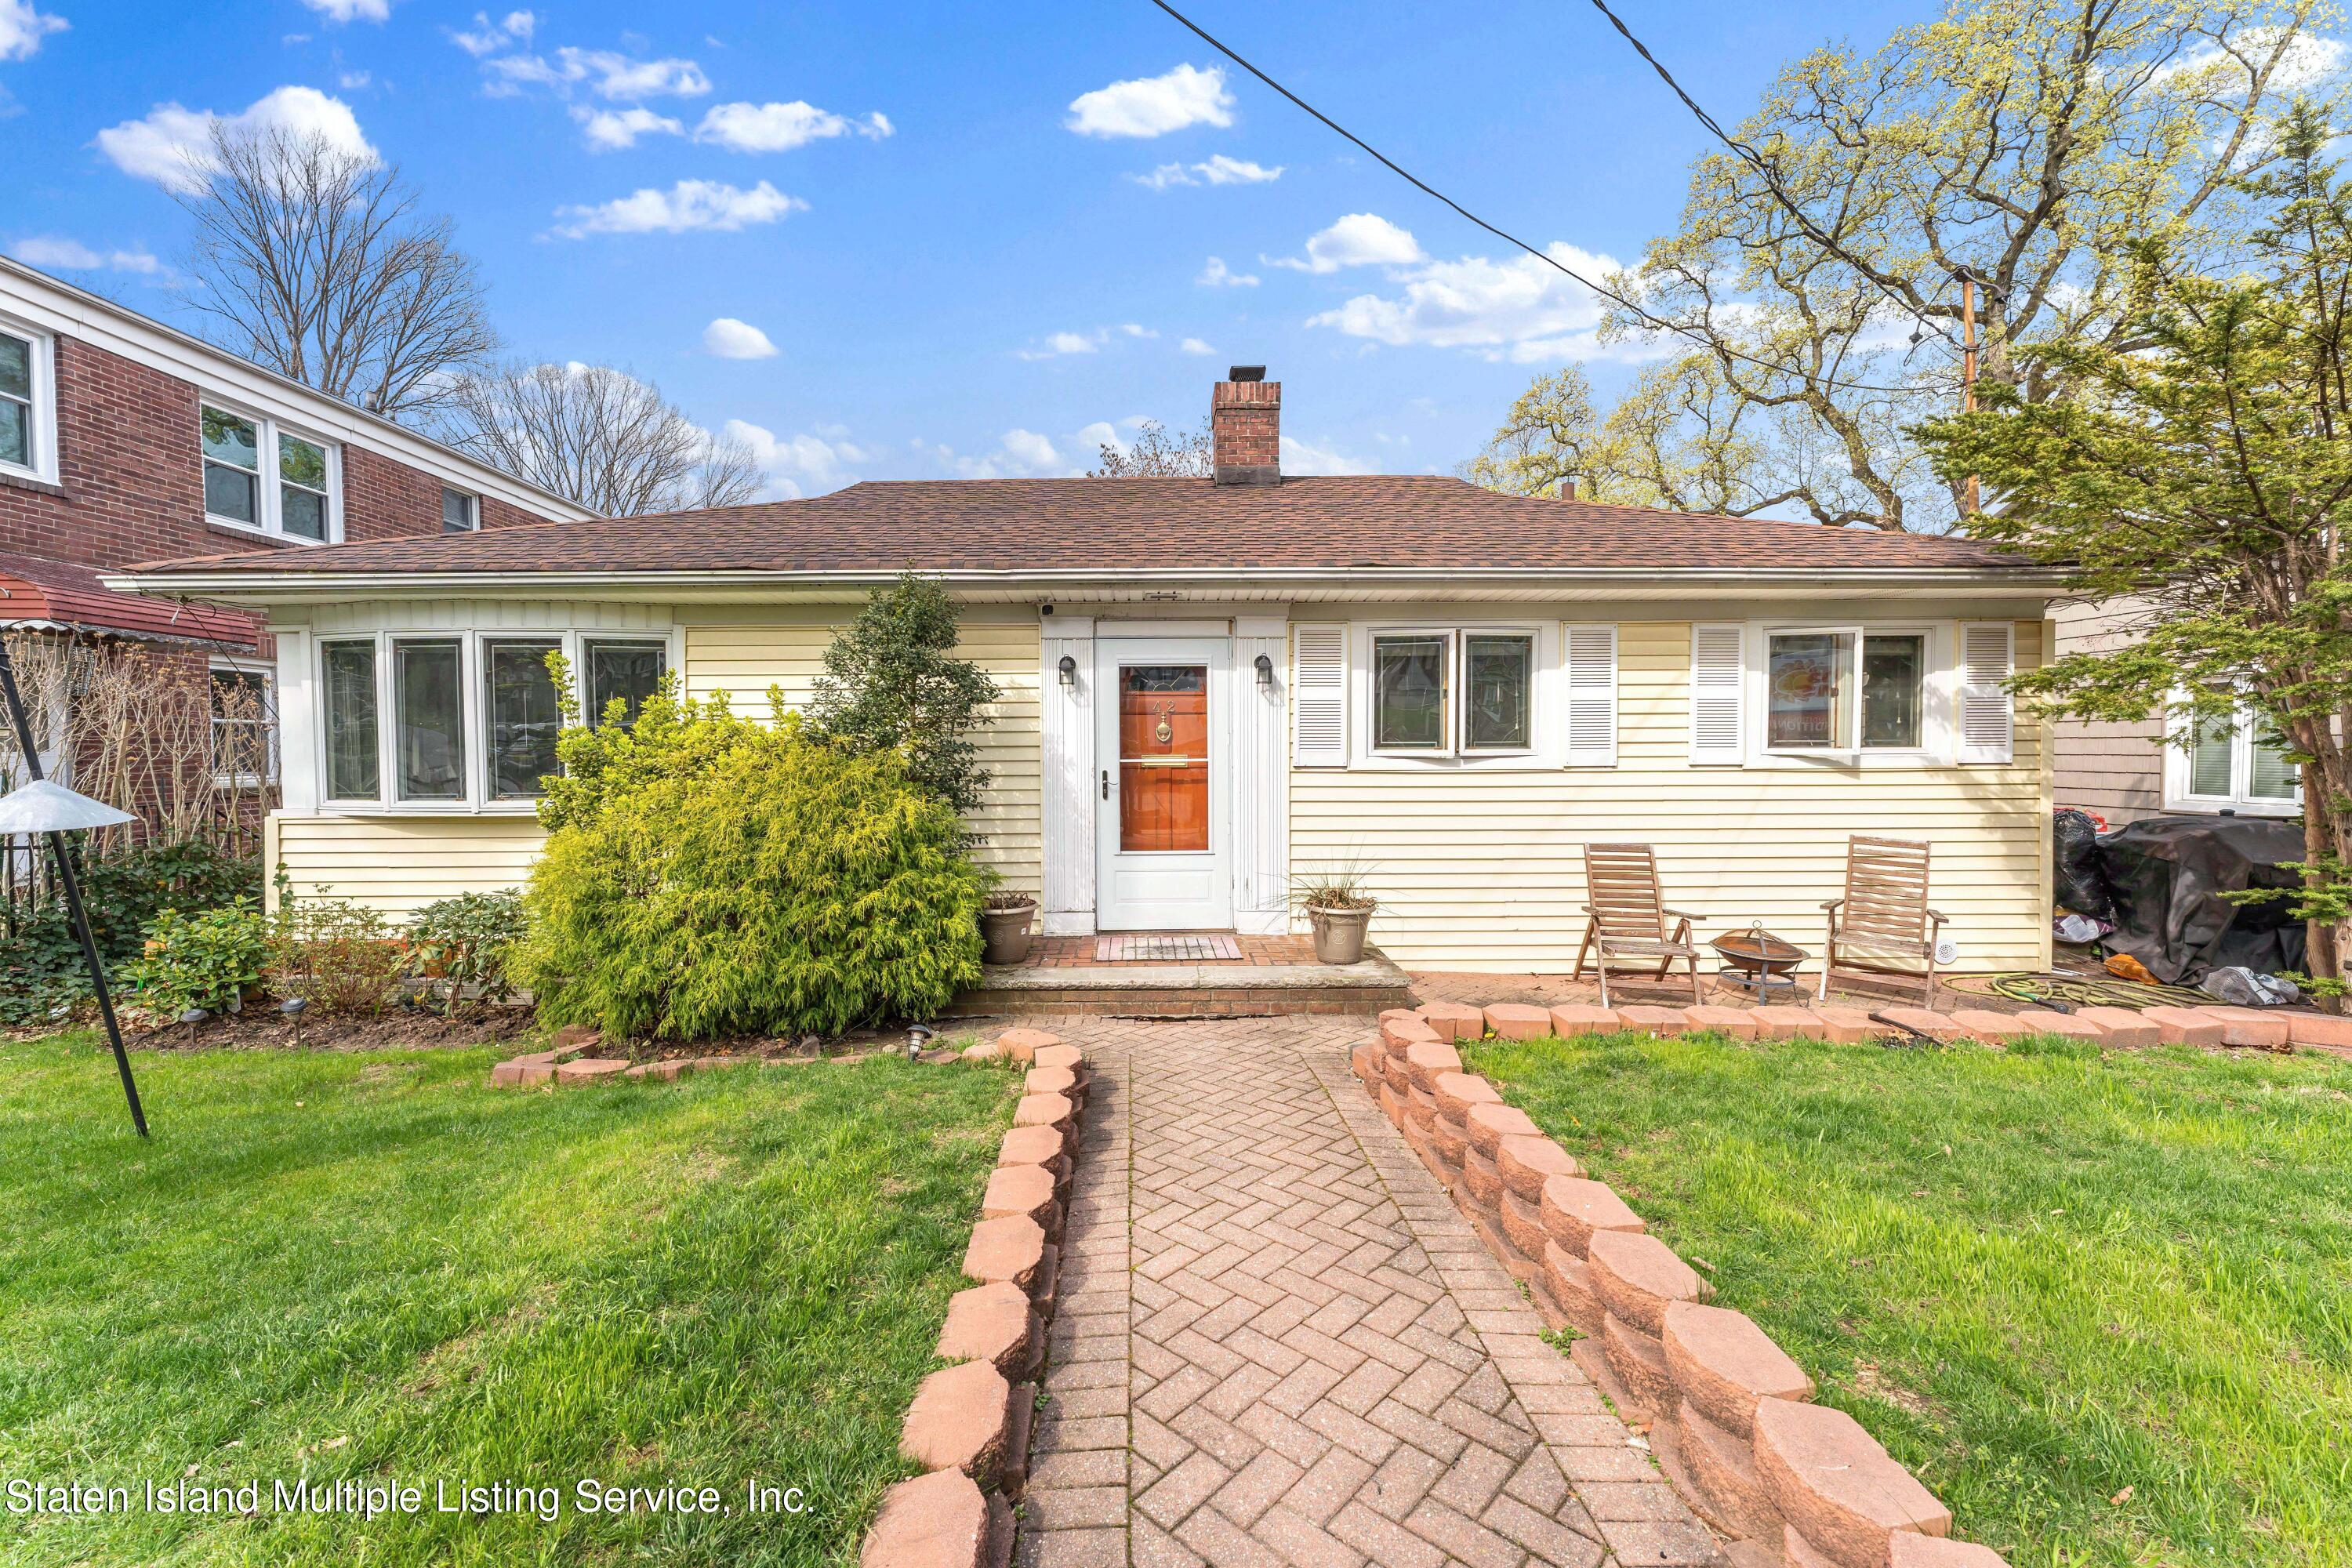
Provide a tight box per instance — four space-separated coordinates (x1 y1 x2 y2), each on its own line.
1017 1017 1719 1568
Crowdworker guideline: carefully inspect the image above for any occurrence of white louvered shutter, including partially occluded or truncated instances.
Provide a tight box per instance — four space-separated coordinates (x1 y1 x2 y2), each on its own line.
1689 623 1745 764
1958 622 2015 764
1291 625 1348 768
1564 623 1617 766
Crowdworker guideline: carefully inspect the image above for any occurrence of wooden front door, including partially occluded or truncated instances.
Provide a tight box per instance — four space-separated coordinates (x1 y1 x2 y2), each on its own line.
1095 638 1231 930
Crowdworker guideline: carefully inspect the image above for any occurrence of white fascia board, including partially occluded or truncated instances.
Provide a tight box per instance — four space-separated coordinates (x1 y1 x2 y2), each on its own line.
104 564 2071 608
0 256 594 523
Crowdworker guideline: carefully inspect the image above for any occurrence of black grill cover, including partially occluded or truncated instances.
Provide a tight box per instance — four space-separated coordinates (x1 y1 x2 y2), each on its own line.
2096 815 2308 984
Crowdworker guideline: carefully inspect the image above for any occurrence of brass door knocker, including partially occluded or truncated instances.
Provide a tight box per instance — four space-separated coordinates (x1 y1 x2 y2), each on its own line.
1153 703 1174 746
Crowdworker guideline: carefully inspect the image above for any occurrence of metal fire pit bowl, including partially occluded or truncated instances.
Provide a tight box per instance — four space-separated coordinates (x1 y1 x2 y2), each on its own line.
1710 924 1809 1001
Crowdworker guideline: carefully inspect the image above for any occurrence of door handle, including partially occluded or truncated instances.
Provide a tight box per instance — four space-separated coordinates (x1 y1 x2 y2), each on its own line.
1101 768 1110 800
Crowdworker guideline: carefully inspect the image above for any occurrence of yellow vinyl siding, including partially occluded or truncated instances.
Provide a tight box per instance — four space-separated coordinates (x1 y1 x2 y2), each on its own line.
266 813 546 918
1292 620 2052 972
682 619 1042 895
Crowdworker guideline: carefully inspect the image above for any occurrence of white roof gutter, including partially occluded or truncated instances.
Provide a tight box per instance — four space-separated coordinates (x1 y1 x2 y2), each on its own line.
106 563 2069 604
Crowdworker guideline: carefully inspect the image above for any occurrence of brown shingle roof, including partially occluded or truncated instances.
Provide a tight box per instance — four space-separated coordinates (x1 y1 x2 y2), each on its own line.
129 476 2031 578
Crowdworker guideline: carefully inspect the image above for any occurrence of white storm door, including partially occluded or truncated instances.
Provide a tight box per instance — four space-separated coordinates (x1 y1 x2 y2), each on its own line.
1094 639 1232 931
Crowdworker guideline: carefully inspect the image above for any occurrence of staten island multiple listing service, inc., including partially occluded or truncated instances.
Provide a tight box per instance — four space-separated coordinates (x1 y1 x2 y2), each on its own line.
7 1476 813 1523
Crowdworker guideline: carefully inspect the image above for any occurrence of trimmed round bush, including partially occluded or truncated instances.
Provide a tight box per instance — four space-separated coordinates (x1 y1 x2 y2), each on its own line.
519 703 987 1041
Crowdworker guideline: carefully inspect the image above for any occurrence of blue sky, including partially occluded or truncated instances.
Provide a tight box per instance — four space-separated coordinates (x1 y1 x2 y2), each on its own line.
4 0 1915 496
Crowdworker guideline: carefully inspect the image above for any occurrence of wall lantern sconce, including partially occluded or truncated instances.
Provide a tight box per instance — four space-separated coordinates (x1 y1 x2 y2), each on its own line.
1254 653 1276 691
1058 655 1078 688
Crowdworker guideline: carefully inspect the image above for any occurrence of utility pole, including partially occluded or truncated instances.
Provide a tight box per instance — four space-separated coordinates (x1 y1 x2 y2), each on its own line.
1960 274 1981 515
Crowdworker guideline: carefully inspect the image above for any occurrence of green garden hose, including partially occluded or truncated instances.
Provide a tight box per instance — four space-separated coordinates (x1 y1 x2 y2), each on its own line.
1940 971 2211 1011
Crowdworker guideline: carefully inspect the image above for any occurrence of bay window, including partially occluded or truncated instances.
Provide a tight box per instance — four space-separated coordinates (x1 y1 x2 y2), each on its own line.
1765 628 1929 754
317 631 668 809
484 639 562 800
201 401 341 543
393 639 465 802
1370 629 1535 756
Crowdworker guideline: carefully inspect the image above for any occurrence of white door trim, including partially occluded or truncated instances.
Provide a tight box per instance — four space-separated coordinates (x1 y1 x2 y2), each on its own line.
1095 637 1233 931
1040 621 1097 935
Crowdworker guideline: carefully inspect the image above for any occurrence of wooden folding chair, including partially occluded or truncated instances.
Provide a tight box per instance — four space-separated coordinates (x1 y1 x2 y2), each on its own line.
1819 836 1947 1008
1571 843 1704 1007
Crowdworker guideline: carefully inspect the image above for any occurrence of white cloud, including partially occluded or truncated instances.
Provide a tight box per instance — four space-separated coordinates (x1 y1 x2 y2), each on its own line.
96 87 377 194
1269 212 1424 274
1196 256 1258 288
928 426 1080 479
1002 429 1059 469
551 179 803 238
1179 337 1215 356
0 0 67 61
1279 434 1377 475
725 419 867 497
1076 420 1123 458
338 69 373 89
9 235 165 275
1304 241 1652 363
702 317 778 359
484 45 708 101
694 100 892 151
1118 323 1156 339
298 0 390 22
1066 63 1233 139
573 105 682 150
450 9 534 56
1018 329 1103 360
1132 153 1283 191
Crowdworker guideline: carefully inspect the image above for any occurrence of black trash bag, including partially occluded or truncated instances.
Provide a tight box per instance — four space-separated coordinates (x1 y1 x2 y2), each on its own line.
2052 808 2111 921
2096 815 2307 985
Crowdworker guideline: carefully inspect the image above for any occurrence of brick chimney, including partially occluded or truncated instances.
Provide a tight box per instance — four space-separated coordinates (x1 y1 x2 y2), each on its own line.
1211 367 1280 486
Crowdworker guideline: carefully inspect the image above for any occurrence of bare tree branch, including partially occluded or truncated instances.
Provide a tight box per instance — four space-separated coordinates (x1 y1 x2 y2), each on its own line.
176 124 499 422
432 361 763 517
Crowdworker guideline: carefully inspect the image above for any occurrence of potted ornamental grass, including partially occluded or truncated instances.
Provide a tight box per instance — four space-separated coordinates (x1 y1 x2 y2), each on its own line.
982 890 1039 965
1292 865 1377 965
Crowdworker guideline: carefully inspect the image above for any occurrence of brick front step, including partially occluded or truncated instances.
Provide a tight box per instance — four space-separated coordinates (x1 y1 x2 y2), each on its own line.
946 952 1414 1018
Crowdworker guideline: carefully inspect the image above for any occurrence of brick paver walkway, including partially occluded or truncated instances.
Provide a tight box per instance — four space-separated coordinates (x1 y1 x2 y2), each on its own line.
1018 1017 1719 1568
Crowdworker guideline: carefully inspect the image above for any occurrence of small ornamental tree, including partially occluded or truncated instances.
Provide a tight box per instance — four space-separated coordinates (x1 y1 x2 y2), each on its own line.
807 572 1002 818
518 691 988 1040
1918 103 2352 995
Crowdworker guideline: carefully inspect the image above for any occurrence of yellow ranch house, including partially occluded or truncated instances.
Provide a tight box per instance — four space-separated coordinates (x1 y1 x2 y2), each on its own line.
114 372 2065 974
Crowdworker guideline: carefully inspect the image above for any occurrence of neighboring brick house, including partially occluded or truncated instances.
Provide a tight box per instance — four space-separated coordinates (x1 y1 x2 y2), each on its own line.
0 253 592 820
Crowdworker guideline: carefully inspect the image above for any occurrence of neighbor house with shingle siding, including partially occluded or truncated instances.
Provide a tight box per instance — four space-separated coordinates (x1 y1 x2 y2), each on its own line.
114 370 2067 972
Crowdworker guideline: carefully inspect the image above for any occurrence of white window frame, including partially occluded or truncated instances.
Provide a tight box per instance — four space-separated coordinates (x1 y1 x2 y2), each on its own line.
442 485 480 532
1755 622 1944 764
1354 622 1557 770
200 394 344 544
208 656 278 788
2164 691 2303 816
314 627 677 814
0 312 60 486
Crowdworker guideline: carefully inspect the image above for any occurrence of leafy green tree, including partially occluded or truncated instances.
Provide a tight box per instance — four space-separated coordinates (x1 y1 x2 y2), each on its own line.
807 572 1002 818
1566 0 2341 529
1918 101 2352 989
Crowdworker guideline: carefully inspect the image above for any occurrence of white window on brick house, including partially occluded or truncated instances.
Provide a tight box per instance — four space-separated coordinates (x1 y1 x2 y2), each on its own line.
442 486 478 532
209 659 278 786
0 317 59 486
200 400 342 543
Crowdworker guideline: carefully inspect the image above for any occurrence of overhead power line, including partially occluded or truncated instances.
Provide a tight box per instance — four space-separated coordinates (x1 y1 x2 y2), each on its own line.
1141 0 1943 397
1579 0 1959 350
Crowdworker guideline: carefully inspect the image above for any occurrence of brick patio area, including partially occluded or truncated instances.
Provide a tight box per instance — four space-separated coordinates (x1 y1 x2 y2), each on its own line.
1018 1016 1721 1568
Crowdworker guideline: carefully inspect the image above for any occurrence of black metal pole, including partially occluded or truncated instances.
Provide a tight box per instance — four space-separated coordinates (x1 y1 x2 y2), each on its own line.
0 644 147 1138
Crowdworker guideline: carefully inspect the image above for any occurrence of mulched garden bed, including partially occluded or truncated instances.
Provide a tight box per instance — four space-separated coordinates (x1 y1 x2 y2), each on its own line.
117 1005 543 1053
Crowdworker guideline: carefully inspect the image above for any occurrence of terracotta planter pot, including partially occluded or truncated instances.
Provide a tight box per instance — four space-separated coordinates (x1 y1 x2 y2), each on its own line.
982 901 1037 965
1307 903 1374 964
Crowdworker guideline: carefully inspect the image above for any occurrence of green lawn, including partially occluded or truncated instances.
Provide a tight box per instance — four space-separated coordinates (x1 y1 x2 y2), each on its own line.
1468 1029 2352 1568
0 1032 1016 1568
